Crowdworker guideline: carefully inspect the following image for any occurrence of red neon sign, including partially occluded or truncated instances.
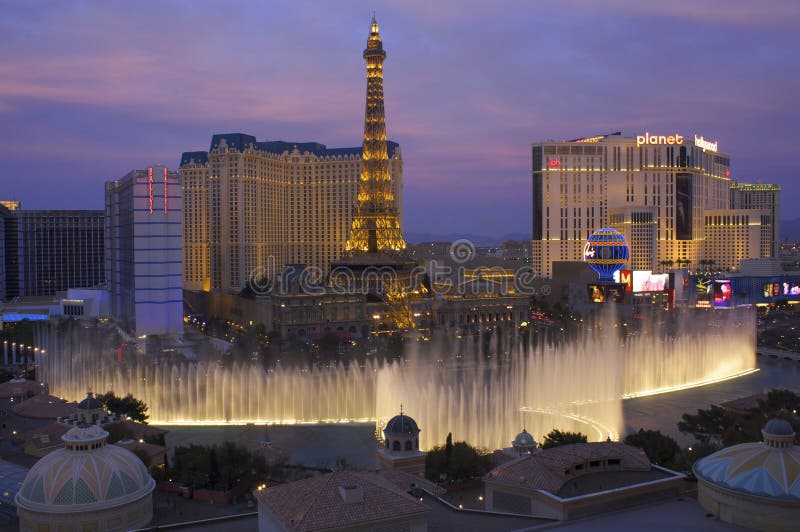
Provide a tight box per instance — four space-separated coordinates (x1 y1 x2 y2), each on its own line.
725 168 730 178
619 270 633 292
163 167 168 213
548 158 561 169
148 167 154 214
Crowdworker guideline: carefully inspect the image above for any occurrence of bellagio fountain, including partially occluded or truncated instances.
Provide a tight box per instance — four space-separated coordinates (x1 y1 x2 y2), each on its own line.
37 307 756 451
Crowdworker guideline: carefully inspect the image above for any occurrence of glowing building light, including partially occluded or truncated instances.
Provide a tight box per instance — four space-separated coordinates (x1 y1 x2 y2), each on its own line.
148 167 154 214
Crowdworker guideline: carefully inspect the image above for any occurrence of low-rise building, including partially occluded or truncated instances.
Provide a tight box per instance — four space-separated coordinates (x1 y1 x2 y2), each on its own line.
694 418 800 531
483 441 683 520
255 470 429 532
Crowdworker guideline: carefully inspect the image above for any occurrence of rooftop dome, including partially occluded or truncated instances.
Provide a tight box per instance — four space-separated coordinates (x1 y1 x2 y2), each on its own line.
384 414 420 435
512 429 537 449
763 418 795 437
15 424 154 512
693 418 800 500
77 391 104 411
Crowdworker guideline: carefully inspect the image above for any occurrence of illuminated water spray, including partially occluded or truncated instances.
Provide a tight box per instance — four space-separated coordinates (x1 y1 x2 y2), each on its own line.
38 310 756 451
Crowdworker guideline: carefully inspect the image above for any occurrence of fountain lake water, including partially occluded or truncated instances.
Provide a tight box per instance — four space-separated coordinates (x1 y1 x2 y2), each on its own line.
38 309 756 450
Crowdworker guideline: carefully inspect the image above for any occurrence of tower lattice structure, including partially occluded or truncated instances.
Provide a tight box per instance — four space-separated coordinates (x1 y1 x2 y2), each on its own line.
345 17 406 254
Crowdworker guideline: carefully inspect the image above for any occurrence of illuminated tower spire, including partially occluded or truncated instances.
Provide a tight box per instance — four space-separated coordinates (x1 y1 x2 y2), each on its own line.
345 16 406 254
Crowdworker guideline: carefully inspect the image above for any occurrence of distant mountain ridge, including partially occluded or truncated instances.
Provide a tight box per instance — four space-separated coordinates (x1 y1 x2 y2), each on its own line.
405 232 531 246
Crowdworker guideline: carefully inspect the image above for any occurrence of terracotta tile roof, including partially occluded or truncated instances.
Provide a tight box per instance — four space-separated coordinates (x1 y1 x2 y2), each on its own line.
101 420 167 439
11 394 77 419
18 422 69 450
373 468 446 497
720 394 764 412
0 379 46 399
255 471 428 531
484 442 651 493
116 440 166 459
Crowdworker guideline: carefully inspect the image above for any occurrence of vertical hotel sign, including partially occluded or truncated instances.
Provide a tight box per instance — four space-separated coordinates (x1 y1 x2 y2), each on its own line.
148 167 154 214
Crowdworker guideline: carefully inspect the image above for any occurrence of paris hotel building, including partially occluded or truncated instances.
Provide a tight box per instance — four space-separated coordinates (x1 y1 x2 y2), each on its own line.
531 132 779 277
180 134 403 292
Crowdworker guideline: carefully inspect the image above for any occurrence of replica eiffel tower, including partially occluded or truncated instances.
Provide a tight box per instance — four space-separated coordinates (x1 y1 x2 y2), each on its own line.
333 16 419 330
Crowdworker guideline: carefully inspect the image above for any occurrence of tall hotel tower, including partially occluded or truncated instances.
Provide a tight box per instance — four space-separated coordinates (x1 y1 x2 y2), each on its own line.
531 133 776 276
179 84 403 291
106 167 183 336
531 132 728 276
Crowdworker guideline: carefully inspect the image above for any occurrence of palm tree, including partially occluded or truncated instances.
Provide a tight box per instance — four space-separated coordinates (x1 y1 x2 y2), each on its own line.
659 259 675 272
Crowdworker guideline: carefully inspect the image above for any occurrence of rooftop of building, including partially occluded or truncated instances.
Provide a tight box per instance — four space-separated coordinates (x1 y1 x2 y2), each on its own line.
693 418 800 500
0 378 47 399
180 133 400 166
16 422 70 451
730 181 781 190
720 393 765 413
384 412 419 435
116 439 166 459
483 441 655 494
254 470 428 531
77 391 103 410
11 209 105 216
15 424 155 512
11 394 77 419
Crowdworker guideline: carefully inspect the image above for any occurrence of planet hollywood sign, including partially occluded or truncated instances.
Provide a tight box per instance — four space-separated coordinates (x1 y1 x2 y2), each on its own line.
635 132 718 153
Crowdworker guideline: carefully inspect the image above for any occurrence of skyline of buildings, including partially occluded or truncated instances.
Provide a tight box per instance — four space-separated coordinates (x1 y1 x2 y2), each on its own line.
2 10 799 530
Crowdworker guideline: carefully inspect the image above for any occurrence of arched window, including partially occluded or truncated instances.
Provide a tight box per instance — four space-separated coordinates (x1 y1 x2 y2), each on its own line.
415 438 419 449
392 440 401 451
385 440 390 449
405 440 412 451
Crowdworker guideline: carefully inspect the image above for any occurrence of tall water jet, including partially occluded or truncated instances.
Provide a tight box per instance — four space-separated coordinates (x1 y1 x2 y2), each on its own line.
38 308 755 451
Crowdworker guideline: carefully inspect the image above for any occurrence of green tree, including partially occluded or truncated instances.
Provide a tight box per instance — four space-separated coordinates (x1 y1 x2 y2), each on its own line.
758 389 800 416
173 444 211 488
677 405 732 444
97 392 149 424
445 432 453 467
132 448 151 469
425 440 491 483
171 441 270 491
104 422 134 443
208 448 220 489
541 429 588 449
624 429 680 468
669 441 721 471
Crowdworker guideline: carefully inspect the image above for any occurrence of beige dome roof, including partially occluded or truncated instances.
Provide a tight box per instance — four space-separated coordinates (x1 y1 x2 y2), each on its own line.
15 425 154 512
693 419 800 500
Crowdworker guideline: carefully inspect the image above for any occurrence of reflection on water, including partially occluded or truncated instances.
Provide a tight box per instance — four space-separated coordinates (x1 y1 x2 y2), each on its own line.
624 355 800 445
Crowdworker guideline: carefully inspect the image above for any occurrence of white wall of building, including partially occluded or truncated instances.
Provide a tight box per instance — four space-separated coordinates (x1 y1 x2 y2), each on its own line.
106 166 183 337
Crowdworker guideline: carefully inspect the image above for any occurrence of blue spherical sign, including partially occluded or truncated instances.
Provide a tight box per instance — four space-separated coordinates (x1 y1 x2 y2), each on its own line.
583 228 630 282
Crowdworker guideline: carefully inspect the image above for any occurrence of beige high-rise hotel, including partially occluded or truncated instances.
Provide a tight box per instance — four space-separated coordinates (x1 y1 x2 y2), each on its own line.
531 132 779 276
180 135 403 292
